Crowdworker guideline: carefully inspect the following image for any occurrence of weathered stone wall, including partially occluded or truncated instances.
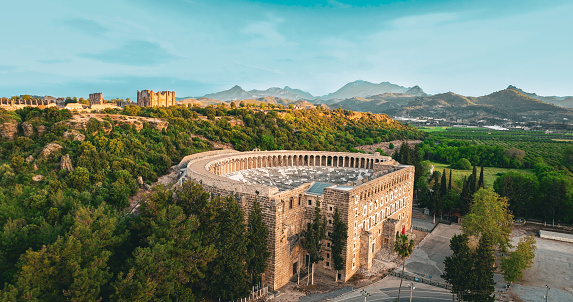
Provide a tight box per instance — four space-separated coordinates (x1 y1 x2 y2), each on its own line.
184 150 414 290
89 93 103 106
137 90 175 107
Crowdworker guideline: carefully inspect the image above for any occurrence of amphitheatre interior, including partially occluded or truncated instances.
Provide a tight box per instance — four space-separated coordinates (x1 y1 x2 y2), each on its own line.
224 166 373 192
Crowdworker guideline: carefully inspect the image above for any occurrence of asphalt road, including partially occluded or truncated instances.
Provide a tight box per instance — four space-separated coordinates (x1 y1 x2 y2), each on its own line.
333 276 453 302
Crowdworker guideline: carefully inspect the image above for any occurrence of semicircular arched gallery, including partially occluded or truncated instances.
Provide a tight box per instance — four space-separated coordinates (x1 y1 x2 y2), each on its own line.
181 149 414 290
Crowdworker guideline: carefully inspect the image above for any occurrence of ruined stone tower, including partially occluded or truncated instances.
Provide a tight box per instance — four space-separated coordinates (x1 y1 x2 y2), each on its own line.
137 90 175 107
89 93 104 106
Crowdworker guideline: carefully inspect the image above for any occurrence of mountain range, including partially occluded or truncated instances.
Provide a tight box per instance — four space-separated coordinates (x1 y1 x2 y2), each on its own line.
199 80 426 101
182 81 573 124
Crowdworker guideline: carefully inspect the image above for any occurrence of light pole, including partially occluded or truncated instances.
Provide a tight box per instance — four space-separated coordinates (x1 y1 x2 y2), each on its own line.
408 283 416 302
360 289 371 302
545 284 550 302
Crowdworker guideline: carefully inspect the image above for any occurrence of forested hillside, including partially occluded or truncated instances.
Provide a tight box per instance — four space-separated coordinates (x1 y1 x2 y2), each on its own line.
0 105 421 301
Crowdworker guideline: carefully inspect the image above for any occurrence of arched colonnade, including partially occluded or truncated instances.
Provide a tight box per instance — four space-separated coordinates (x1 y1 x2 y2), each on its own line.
207 152 387 176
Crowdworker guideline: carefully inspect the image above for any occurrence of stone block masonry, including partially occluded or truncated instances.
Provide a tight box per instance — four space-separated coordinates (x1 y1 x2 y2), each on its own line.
183 150 414 291
137 90 175 107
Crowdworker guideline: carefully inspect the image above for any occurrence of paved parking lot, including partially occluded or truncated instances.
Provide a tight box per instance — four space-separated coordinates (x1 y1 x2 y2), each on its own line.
403 223 462 284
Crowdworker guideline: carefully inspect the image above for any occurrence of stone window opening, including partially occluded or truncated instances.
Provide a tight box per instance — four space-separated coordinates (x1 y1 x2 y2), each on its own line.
308 199 312 206
326 253 330 259
326 261 330 267
289 197 293 209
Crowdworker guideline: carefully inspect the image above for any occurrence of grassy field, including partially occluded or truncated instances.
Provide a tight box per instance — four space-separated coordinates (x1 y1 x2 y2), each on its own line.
428 160 535 188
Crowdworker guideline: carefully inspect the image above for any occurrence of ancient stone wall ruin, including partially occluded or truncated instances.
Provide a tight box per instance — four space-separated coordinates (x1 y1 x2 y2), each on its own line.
89 93 104 106
137 90 175 107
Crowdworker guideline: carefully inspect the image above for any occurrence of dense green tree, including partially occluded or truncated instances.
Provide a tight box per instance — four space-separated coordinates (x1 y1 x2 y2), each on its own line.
442 234 474 296
206 197 249 301
463 189 513 251
501 235 536 283
2 205 127 302
466 236 495 302
246 199 270 286
394 233 415 301
302 201 327 285
330 207 348 282
453 158 472 170
114 205 215 301
493 172 539 218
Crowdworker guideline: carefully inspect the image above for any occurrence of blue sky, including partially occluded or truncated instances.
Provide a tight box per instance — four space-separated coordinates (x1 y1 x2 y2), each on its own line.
1 0 572 99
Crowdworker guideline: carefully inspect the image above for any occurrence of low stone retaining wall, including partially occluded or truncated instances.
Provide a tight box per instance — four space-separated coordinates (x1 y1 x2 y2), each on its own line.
539 230 573 243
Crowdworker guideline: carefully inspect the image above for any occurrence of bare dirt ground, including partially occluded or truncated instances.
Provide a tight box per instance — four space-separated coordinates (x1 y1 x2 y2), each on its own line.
355 140 422 156
507 224 573 302
127 165 179 214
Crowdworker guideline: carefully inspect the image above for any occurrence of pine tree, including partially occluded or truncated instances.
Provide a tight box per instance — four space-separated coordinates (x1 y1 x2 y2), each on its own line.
330 207 348 282
207 197 250 301
113 205 216 301
246 199 270 286
302 201 327 285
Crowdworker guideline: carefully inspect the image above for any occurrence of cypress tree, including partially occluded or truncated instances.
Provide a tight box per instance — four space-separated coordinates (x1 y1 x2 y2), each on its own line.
448 169 452 190
246 199 270 286
460 176 472 215
440 169 448 197
411 145 423 191
302 201 327 285
330 207 348 282
471 166 478 194
478 166 485 189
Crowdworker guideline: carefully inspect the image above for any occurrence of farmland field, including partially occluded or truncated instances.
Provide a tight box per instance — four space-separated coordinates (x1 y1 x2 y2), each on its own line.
420 127 571 167
428 160 535 188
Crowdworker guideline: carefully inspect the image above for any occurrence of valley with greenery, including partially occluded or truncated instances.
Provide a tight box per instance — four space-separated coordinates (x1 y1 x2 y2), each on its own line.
0 104 571 301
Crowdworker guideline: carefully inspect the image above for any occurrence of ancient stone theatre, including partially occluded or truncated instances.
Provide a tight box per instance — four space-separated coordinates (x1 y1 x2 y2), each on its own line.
181 150 414 290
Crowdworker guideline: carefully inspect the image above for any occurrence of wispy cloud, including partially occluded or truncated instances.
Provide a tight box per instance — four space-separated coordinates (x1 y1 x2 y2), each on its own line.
234 62 285 74
79 40 177 66
38 59 73 64
242 21 286 44
0 65 16 72
63 18 108 36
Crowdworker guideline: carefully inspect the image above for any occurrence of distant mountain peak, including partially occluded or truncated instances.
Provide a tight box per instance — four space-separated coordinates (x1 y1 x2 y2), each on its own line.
203 85 314 101
322 80 411 100
405 85 427 97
